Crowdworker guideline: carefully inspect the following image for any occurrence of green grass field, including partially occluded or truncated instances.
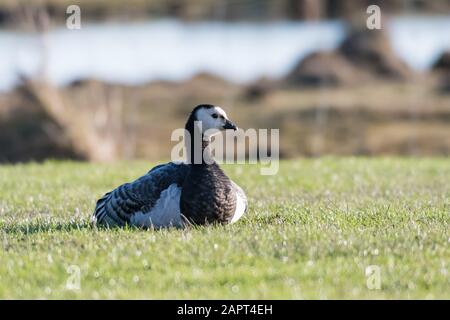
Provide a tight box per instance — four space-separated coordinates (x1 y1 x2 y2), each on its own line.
0 158 449 299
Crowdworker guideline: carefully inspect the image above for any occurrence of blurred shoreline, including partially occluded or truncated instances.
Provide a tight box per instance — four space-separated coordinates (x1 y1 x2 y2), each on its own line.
0 1 449 163
1 16 450 93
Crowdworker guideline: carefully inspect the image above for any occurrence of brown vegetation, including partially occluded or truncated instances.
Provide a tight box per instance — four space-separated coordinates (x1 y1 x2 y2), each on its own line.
432 52 450 73
339 28 413 80
285 51 363 87
2 73 449 162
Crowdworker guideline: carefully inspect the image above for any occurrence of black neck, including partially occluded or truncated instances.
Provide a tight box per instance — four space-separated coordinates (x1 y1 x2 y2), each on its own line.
185 115 212 166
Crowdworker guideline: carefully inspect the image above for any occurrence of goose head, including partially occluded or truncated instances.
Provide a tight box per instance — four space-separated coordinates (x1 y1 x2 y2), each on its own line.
186 104 237 138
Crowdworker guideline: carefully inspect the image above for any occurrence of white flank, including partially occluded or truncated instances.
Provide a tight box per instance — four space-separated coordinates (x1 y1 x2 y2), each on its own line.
230 190 246 224
130 184 183 228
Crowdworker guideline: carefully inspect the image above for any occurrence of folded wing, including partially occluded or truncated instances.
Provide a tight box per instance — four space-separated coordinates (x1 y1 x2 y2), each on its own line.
92 162 190 228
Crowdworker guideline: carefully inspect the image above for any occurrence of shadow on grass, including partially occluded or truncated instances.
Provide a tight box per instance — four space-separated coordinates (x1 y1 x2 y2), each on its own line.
1 219 188 235
1 220 93 235
1 214 260 236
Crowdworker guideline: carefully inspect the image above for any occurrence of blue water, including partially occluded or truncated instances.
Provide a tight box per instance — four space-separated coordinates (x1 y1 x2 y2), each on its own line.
0 16 449 92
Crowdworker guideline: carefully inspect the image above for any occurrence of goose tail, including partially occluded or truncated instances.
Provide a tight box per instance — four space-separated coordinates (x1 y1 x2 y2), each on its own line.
91 192 112 226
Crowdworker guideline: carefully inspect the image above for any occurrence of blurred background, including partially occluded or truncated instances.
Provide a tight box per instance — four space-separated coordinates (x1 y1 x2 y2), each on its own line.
0 0 449 163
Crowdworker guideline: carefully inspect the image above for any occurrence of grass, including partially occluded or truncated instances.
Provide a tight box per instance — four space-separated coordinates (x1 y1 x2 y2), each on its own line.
0 158 449 299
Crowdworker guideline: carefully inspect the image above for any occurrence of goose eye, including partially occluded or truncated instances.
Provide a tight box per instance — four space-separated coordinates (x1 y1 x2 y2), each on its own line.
212 114 218 119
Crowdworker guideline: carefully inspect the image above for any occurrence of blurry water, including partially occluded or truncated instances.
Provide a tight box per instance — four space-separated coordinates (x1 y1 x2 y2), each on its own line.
389 16 450 71
0 16 449 92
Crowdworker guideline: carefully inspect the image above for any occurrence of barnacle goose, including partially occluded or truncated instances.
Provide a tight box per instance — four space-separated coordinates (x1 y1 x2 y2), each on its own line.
92 104 247 228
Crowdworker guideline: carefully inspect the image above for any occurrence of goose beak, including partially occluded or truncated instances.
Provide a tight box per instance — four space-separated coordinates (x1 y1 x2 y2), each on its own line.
223 119 237 131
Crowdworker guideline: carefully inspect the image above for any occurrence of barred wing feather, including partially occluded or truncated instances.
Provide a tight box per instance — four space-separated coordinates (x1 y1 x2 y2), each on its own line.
92 162 190 227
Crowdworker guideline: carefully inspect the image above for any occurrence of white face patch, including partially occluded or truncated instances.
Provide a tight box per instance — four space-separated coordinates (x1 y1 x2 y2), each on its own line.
195 106 229 133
